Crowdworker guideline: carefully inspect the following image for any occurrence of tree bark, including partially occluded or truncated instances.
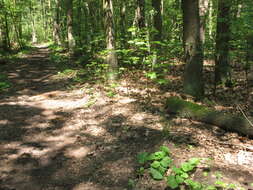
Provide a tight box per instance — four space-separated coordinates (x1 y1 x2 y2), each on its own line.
66 0 75 51
199 0 209 43
152 0 162 42
215 0 231 86
166 97 253 138
103 0 118 81
182 0 204 99
134 0 145 29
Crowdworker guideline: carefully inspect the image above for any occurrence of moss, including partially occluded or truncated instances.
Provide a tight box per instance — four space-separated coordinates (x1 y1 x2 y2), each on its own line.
165 97 253 137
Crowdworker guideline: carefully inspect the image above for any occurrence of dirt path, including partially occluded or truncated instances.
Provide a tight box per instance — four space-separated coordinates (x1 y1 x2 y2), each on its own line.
1 46 253 190
0 46 165 190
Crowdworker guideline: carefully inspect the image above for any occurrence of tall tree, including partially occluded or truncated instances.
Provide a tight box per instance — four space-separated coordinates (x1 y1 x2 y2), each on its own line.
53 0 61 45
134 0 145 29
0 0 10 51
152 0 162 42
182 0 204 99
199 0 209 43
66 0 75 51
215 0 231 86
103 0 118 81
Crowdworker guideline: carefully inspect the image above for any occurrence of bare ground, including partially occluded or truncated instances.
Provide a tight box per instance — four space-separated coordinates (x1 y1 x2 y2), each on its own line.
0 46 253 190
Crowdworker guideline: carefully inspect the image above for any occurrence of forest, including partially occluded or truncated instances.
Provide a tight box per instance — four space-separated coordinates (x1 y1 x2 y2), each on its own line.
0 0 253 189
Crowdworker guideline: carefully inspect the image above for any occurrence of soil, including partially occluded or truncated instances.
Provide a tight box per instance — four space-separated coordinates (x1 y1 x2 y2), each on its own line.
0 46 253 190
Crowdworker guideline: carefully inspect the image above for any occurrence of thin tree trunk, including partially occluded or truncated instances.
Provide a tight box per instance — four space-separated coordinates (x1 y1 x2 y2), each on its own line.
103 0 118 81
66 0 75 52
53 0 61 45
199 0 209 43
134 0 145 29
119 0 126 47
182 0 204 99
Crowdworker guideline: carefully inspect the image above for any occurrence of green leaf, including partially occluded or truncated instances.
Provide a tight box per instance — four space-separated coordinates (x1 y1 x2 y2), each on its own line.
181 162 195 172
151 161 161 169
167 175 179 189
136 41 146 46
215 180 226 188
160 146 170 154
175 175 184 184
128 179 135 188
157 166 167 175
137 152 149 164
188 158 200 166
148 151 166 161
146 72 157 80
160 156 172 168
205 185 217 190
185 179 202 190
149 168 163 180
180 172 189 179
172 166 182 174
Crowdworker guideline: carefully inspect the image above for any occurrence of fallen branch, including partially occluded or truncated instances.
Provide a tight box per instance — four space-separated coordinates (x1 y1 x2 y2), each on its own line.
165 97 253 138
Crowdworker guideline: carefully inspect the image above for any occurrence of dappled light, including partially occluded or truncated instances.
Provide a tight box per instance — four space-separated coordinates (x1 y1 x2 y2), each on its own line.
1 0 253 189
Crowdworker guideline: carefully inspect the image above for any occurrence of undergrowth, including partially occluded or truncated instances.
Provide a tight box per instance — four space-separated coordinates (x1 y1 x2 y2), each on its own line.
130 146 247 190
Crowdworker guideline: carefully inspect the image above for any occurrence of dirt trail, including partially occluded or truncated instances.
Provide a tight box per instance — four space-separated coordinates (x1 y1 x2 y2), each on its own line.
1 46 253 190
0 46 165 190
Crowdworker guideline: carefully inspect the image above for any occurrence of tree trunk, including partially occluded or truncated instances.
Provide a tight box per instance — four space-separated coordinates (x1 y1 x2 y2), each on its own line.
199 0 209 43
30 2 37 43
119 0 126 47
215 0 231 86
152 0 162 42
0 0 9 51
53 0 61 45
103 0 118 81
66 0 75 52
182 0 204 99
134 0 145 29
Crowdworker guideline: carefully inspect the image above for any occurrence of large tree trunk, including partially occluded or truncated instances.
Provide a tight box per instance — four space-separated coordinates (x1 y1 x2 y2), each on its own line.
103 0 118 81
215 0 231 86
182 0 204 99
66 0 75 52
166 97 253 138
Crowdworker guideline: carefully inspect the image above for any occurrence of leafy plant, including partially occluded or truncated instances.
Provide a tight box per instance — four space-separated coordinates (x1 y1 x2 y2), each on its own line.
0 74 11 91
166 158 201 189
135 147 244 190
137 146 172 180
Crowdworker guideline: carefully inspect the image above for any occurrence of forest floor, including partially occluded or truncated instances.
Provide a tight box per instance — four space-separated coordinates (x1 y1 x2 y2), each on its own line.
0 45 253 190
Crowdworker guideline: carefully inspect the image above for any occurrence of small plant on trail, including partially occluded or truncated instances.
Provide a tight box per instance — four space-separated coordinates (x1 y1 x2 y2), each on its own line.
135 147 244 190
105 82 118 98
0 74 11 91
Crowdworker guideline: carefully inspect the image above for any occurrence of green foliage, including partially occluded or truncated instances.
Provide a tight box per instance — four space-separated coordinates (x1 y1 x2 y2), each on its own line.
135 147 244 190
137 146 171 180
84 96 97 108
0 74 11 91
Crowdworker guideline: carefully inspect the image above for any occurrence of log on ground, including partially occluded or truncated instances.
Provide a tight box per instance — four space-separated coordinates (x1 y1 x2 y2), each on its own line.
165 97 253 137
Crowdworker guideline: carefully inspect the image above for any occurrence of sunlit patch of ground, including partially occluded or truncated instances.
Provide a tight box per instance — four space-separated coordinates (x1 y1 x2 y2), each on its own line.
0 47 253 190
